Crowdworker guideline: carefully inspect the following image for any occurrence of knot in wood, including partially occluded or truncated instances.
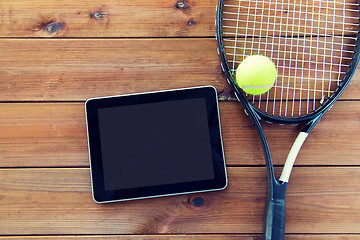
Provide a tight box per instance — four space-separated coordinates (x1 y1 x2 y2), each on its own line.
45 22 60 34
191 197 205 207
187 19 196 26
91 11 104 19
176 0 189 9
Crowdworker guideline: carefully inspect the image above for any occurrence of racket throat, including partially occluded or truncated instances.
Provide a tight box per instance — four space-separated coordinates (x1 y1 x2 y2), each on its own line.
279 114 324 183
279 132 309 183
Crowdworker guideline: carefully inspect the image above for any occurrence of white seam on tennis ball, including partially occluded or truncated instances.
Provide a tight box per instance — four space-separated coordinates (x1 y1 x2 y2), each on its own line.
241 84 274 89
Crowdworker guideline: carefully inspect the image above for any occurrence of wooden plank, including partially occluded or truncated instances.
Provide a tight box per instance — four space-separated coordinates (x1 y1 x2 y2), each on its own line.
1 0 358 39
0 103 88 167
0 0 216 38
0 39 359 101
0 39 222 101
1 235 360 240
0 167 359 235
221 100 360 168
0 101 359 168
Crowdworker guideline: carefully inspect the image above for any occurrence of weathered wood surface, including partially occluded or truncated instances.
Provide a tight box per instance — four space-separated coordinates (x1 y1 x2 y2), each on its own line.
1 235 360 240
0 0 216 38
0 101 359 168
0 39 359 101
0 167 359 235
1 0 359 239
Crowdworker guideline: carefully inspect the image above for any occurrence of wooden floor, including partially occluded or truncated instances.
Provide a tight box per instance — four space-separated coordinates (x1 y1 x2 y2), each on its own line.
0 0 359 239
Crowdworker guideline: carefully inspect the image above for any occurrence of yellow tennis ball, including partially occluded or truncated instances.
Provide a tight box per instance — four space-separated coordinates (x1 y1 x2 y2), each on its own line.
235 55 277 95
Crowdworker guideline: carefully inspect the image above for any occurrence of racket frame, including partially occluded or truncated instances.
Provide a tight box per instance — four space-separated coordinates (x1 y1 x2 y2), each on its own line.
215 0 360 239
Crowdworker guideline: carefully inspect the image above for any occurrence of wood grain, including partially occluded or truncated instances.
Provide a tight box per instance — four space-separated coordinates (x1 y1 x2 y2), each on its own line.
0 39 359 101
0 167 359 235
0 0 216 38
0 101 359 168
0 39 222 101
1 235 360 240
0 103 88 167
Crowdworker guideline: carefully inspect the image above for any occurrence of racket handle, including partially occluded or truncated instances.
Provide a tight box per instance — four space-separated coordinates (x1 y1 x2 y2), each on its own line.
263 196 286 240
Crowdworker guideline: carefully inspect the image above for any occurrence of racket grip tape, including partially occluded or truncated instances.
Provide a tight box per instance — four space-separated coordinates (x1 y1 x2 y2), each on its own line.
263 197 286 240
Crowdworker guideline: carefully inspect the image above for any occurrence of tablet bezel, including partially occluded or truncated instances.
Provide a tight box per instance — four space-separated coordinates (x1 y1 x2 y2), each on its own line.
85 86 227 203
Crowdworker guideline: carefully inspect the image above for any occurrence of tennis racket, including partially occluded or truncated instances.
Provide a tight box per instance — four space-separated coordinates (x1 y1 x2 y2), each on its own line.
216 0 360 239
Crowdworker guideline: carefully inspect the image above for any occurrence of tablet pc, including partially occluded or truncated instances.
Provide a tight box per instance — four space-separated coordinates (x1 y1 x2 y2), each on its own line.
85 86 227 203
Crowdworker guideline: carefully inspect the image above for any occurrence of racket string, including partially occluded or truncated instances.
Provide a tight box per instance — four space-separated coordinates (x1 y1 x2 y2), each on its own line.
221 0 358 118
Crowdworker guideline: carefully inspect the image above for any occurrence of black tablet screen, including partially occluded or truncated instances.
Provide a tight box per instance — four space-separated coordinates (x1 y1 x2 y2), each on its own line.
97 98 214 191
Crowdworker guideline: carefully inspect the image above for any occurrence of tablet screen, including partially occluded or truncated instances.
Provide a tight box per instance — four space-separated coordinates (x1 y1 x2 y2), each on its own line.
98 98 214 191
86 86 227 203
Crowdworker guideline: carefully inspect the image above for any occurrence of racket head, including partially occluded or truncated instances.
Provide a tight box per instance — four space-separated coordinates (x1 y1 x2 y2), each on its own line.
216 0 360 125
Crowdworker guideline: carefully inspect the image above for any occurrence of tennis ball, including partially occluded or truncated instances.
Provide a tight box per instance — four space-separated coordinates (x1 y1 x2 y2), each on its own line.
235 55 277 95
